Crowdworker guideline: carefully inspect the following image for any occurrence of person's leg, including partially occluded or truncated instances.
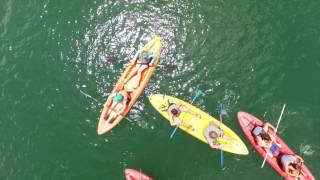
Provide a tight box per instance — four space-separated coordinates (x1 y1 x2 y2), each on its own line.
106 102 117 115
124 65 141 83
180 105 200 118
106 103 122 123
220 143 234 149
133 64 148 88
104 101 119 120
173 117 194 131
182 121 194 131
222 133 234 141
116 103 126 116
105 112 117 123
104 95 114 107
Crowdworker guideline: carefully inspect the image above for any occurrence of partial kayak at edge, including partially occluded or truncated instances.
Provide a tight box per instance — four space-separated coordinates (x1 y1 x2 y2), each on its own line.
125 168 154 180
237 111 315 180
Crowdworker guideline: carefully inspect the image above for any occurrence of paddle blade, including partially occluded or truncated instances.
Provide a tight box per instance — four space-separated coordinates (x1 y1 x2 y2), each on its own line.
219 104 227 114
191 90 205 103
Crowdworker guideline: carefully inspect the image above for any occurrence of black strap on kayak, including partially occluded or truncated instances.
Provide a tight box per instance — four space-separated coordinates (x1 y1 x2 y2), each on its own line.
159 99 171 111
136 62 151 65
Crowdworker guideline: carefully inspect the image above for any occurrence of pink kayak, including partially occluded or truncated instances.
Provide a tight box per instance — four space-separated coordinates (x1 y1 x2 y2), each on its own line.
124 168 154 180
237 112 315 180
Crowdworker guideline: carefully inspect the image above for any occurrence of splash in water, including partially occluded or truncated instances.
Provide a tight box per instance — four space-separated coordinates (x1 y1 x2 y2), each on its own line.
299 144 315 156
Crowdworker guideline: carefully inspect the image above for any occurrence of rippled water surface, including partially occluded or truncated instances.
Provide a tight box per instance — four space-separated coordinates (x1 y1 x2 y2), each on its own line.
1 0 320 179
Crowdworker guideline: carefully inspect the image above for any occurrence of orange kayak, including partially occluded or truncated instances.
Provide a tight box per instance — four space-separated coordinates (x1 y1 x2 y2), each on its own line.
97 37 163 135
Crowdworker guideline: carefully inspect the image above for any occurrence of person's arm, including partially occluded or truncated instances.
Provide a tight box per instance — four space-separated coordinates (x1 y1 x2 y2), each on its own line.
118 104 127 116
255 136 263 146
264 122 276 132
104 93 116 106
181 121 192 130
219 128 224 137
269 135 282 148
130 51 140 64
168 114 178 126
295 155 304 163
287 166 299 177
284 165 291 175
148 56 156 66
180 105 200 117
120 91 129 102
209 141 222 149
256 136 271 148
295 157 306 177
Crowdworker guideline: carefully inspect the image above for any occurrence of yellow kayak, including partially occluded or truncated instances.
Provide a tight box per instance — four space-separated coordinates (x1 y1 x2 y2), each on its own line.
148 94 249 155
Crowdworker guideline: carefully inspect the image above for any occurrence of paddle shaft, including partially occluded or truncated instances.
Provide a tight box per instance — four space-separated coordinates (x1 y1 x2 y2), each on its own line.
261 104 286 168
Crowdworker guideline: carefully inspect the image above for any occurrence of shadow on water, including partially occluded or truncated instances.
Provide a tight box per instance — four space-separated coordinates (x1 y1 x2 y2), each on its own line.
105 53 118 63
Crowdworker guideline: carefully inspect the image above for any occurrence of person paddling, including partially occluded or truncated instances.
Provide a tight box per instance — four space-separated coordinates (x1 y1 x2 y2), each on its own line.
124 49 156 89
252 122 282 156
103 89 130 124
204 122 224 149
167 103 200 130
280 154 306 178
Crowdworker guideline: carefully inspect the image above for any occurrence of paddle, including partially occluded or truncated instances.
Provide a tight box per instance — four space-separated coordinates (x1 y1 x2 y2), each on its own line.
219 104 227 168
261 104 286 168
169 90 204 139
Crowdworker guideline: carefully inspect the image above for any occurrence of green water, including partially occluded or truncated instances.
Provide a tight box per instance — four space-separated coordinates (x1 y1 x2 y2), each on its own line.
1 0 320 179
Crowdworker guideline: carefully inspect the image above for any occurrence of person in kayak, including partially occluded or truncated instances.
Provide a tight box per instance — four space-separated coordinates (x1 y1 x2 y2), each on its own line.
103 89 130 124
124 49 156 89
280 154 306 178
167 103 200 130
252 122 282 156
203 122 224 149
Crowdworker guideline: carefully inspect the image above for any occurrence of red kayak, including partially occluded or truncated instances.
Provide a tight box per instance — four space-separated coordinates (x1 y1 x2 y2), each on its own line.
237 112 315 180
124 168 154 180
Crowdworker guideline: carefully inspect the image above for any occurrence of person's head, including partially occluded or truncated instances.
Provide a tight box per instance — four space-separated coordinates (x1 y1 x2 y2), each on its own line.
290 162 297 169
171 108 179 116
113 94 123 102
209 131 218 139
260 131 271 142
